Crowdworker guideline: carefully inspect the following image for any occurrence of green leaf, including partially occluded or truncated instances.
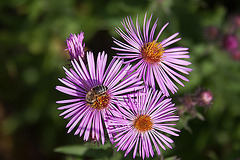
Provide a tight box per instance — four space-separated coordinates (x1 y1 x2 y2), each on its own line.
54 143 113 158
54 145 89 156
201 5 226 27
165 156 180 160
196 112 205 121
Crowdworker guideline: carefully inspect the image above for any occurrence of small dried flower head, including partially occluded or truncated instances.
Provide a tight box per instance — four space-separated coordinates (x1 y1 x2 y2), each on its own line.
181 94 197 109
204 26 219 41
223 35 239 52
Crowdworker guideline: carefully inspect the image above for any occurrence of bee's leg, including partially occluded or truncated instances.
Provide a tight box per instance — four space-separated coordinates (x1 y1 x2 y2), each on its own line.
96 98 99 103
87 101 94 105
95 96 99 103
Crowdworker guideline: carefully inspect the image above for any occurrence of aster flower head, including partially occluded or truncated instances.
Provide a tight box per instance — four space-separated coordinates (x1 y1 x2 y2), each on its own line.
56 51 144 144
223 34 239 52
66 32 85 60
107 89 180 159
113 13 192 96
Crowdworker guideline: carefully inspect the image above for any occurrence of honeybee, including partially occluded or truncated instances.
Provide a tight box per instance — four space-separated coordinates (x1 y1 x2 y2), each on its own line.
86 85 108 104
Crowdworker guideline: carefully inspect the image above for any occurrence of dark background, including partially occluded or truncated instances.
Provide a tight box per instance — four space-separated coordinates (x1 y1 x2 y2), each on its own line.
1 0 240 159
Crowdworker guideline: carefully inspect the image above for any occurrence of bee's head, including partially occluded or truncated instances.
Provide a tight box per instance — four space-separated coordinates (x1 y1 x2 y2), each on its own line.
86 91 95 103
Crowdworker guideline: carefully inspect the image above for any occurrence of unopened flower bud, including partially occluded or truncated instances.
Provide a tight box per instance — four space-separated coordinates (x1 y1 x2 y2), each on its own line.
66 32 85 60
199 91 213 106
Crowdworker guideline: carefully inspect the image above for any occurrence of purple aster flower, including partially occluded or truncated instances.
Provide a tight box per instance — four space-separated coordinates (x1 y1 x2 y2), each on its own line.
112 13 192 96
56 51 143 144
66 32 85 60
222 34 239 52
107 89 180 159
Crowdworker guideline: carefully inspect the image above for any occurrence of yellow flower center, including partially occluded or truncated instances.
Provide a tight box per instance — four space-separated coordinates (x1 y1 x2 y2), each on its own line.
141 41 165 64
133 115 153 132
90 94 110 110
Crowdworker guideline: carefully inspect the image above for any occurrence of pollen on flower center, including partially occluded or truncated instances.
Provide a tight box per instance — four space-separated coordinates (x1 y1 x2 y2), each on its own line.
141 41 165 64
133 115 153 132
90 94 110 110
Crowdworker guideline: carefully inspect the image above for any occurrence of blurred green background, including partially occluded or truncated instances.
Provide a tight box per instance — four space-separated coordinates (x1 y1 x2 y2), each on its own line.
1 0 240 159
